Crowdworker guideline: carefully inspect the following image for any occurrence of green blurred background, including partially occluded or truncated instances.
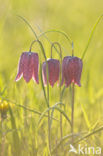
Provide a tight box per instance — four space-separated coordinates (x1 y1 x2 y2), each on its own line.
0 0 103 155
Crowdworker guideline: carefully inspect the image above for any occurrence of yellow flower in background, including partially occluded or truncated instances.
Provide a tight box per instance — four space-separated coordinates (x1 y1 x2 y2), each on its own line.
0 99 9 112
0 99 14 119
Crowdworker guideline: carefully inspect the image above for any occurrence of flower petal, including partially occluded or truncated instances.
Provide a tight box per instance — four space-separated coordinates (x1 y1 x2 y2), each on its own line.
42 62 47 86
42 59 60 87
32 53 39 84
23 52 33 83
15 53 25 81
61 56 83 87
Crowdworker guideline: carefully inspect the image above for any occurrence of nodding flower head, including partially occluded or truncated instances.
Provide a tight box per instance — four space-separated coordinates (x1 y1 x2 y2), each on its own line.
61 56 83 87
42 58 60 87
15 52 39 83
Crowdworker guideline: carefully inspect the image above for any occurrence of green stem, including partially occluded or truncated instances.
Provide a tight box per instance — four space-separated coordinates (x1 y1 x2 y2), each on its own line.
47 69 51 155
38 30 73 47
51 42 63 140
52 126 103 154
71 43 75 143
17 16 52 154
17 15 38 39
48 111 51 155
29 39 51 154
38 106 71 126
74 126 103 144
71 83 75 143
59 72 62 140
81 14 103 60
72 42 74 57
60 62 63 140
0 115 4 156
60 92 62 139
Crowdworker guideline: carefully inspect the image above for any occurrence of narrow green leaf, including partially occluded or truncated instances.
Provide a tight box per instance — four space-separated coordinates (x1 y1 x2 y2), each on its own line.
9 106 20 155
50 108 55 129
0 86 7 96
40 63 48 106
81 104 91 129
52 132 86 154
89 120 99 131
52 126 103 154
17 15 38 40
38 29 73 47
38 104 71 127
36 25 60 55
74 126 103 144
61 86 66 99
82 14 103 60
50 102 65 129
0 97 58 121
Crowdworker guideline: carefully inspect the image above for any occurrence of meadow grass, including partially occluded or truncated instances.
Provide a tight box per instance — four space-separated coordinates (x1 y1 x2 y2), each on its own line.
0 0 103 155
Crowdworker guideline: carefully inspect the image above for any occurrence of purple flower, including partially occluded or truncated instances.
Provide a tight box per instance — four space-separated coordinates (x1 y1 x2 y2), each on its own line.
61 56 83 87
15 52 39 83
42 59 60 87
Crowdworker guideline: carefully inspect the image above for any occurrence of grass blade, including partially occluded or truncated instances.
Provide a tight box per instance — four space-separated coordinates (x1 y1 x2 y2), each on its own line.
50 102 65 129
17 15 38 39
81 104 91 129
38 104 71 127
40 63 48 105
52 126 103 154
52 132 86 154
38 29 73 47
82 15 103 60
74 126 103 144
0 97 58 121
9 106 20 155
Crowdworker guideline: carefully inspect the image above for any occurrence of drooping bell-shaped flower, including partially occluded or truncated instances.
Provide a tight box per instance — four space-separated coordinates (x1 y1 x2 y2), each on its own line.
15 52 39 83
61 56 83 87
42 58 60 87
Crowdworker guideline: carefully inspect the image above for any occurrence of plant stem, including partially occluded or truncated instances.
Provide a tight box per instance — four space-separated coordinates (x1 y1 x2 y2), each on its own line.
59 57 63 140
60 89 63 139
0 115 5 156
48 111 51 155
47 85 51 155
17 17 52 155
46 59 51 156
29 39 51 154
51 42 63 140
81 14 103 60
59 51 63 140
38 30 73 47
71 83 75 143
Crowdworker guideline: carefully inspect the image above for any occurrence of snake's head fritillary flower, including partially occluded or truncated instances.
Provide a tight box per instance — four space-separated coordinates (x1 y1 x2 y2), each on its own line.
61 56 83 87
42 58 60 87
15 52 39 83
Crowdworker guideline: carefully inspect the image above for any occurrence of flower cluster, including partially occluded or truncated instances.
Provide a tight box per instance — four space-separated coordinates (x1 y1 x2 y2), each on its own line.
15 50 83 87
